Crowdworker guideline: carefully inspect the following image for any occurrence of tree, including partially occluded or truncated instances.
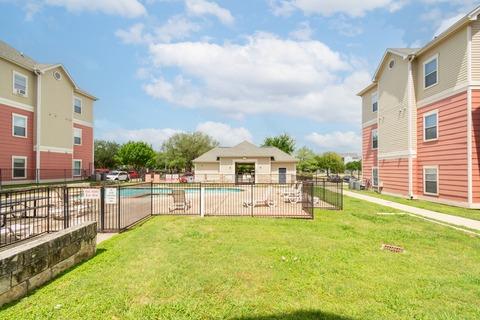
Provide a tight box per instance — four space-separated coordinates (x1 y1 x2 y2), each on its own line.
161 132 218 172
296 147 317 173
345 160 362 178
115 141 157 171
94 140 120 169
315 152 345 176
262 133 295 154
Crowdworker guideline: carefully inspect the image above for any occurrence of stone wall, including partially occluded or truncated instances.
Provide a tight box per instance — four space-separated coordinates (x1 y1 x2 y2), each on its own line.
0 221 96 306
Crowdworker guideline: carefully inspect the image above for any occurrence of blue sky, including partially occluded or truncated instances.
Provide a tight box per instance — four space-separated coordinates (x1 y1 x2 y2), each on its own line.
0 0 478 153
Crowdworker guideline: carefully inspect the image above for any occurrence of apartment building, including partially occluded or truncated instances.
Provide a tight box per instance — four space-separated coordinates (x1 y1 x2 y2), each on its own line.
0 40 97 183
358 6 480 208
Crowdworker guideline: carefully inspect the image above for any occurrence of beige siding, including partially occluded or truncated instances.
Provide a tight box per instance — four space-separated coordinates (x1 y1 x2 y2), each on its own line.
377 53 409 155
361 86 378 125
40 67 74 150
415 27 468 102
73 91 94 123
472 20 480 82
271 162 296 183
0 58 36 107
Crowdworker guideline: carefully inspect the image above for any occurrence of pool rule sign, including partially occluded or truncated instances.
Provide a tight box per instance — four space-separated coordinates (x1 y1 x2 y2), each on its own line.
105 188 118 204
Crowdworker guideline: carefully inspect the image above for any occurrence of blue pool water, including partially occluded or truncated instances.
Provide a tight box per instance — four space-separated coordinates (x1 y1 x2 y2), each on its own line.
120 187 243 198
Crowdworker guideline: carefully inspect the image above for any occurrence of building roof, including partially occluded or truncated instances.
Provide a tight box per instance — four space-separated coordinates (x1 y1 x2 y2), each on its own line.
193 141 298 163
0 40 98 101
357 5 480 96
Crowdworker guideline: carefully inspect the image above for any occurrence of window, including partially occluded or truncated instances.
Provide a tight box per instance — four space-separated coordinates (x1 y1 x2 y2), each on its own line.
371 92 378 113
13 71 28 96
372 129 378 149
73 160 82 177
424 111 438 141
12 156 26 179
424 166 438 195
388 59 395 69
74 97 82 114
74 128 82 145
424 55 438 89
372 167 379 187
12 114 27 137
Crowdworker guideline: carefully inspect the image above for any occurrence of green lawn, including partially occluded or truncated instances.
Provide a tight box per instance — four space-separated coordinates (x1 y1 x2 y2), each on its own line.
353 190 480 221
2 197 480 319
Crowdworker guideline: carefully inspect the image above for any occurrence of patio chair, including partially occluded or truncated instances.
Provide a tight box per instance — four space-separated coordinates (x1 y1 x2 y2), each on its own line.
243 189 275 208
0 223 33 240
169 190 191 212
49 188 93 220
281 183 301 198
284 191 302 204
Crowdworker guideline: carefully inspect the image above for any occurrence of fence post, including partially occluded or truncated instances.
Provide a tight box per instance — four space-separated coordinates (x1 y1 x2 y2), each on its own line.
100 187 105 232
117 186 121 231
47 187 50 233
0 168 2 190
323 180 326 202
251 184 254 217
200 183 205 217
63 187 69 229
150 181 153 215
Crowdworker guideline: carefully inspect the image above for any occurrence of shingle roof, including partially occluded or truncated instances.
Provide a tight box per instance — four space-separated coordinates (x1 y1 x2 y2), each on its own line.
193 141 298 163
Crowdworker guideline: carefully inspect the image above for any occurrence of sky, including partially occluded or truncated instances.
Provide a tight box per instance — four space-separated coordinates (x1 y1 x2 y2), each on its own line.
0 0 478 154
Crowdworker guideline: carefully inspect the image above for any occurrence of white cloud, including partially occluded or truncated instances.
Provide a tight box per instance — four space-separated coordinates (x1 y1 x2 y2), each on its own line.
115 23 147 44
185 0 234 25
143 32 370 123
38 0 146 18
196 121 252 146
100 127 183 149
269 0 404 17
306 131 361 152
289 21 313 40
433 13 465 37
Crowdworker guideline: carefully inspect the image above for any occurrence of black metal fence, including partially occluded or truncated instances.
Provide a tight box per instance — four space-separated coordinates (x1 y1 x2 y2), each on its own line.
0 168 91 189
0 181 342 248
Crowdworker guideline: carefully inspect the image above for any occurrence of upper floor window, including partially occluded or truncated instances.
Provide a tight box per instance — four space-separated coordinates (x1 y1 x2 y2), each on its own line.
372 129 378 149
424 111 438 141
12 114 27 138
424 55 438 89
74 97 82 114
74 128 82 145
13 71 28 96
371 92 378 113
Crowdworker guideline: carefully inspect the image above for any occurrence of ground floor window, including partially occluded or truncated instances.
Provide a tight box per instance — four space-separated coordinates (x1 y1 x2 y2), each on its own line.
12 156 26 179
372 167 378 186
73 159 82 177
423 166 438 195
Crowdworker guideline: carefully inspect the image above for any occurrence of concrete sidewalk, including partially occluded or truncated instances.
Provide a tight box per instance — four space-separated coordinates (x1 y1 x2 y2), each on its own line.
345 191 480 231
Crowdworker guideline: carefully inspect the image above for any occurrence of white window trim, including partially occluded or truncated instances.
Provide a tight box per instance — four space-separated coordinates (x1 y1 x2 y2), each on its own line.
12 71 29 97
12 113 28 138
423 109 439 142
74 127 82 146
371 128 378 150
73 159 82 177
372 167 379 187
12 156 27 179
73 96 83 114
371 91 378 113
423 165 439 196
424 54 439 90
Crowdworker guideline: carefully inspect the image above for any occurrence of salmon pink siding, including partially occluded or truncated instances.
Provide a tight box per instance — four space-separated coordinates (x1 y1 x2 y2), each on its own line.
378 158 408 196
416 91 468 203
472 89 480 203
362 124 377 183
0 104 35 181
73 124 93 173
39 152 73 180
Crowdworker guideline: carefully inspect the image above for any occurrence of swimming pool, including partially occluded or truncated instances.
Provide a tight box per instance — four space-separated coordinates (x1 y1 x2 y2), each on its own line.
120 187 244 198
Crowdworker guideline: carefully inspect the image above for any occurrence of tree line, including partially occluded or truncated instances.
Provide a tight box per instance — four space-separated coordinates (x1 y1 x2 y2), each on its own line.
94 132 361 176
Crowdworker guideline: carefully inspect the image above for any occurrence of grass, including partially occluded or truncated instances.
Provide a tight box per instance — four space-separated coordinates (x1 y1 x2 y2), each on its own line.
353 190 480 221
1 197 480 319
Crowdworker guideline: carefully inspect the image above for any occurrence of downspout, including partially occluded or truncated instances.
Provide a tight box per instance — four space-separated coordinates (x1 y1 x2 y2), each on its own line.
407 57 415 199
35 70 42 182
467 24 473 207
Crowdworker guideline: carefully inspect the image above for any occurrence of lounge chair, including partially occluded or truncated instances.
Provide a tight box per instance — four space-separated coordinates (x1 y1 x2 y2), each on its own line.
49 188 93 220
281 183 301 198
0 223 33 240
169 190 191 212
284 191 302 204
243 189 275 208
